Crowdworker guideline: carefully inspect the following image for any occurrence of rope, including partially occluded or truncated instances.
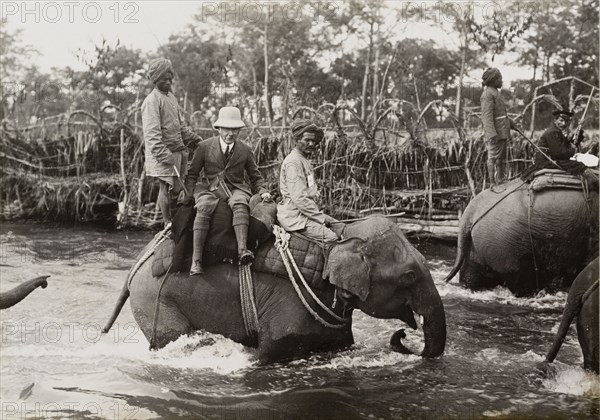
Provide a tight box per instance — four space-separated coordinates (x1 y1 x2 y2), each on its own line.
239 264 259 338
470 180 527 230
273 226 349 329
127 225 171 289
286 246 347 322
527 188 540 291
149 263 172 350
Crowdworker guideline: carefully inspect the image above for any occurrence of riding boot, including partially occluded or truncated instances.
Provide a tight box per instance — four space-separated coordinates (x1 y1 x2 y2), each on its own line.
233 224 254 265
190 214 210 276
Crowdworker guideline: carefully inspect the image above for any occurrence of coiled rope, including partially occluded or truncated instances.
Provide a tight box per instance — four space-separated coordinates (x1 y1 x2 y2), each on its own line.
239 264 259 338
273 226 349 329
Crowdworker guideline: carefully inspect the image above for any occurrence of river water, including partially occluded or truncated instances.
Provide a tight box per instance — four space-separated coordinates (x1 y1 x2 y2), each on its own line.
0 222 598 419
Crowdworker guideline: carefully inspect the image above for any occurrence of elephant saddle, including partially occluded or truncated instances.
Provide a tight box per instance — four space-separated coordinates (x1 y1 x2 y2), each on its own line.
151 199 327 287
529 169 584 192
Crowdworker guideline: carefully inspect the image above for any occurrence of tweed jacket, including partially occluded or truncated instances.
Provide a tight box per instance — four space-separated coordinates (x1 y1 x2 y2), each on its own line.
480 86 512 141
185 136 267 197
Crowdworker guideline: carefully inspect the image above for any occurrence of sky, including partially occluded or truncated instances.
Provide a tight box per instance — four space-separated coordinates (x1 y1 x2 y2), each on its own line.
1 1 531 82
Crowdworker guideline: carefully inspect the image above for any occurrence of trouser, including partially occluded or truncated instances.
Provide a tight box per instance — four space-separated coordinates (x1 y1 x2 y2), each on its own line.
486 137 507 185
299 219 339 244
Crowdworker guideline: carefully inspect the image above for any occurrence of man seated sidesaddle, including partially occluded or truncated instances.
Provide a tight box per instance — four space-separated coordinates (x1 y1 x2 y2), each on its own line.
277 119 341 246
521 109 598 188
183 107 271 276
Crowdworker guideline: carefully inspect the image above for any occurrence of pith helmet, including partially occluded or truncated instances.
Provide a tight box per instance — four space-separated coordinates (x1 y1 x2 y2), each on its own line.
213 107 246 129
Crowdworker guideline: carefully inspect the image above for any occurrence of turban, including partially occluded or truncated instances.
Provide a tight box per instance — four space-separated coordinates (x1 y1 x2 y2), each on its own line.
290 118 324 142
147 58 173 83
482 67 502 87
552 109 573 118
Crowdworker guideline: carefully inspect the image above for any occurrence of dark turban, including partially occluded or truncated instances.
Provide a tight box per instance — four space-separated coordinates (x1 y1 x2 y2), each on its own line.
552 109 574 118
482 67 502 87
147 58 173 83
290 118 324 142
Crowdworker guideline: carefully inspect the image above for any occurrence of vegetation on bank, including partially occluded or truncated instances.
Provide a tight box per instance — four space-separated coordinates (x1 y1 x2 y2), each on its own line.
1 1 598 232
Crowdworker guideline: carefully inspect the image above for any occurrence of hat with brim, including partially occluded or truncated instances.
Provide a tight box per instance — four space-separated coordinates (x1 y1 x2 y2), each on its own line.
213 107 246 129
552 109 574 118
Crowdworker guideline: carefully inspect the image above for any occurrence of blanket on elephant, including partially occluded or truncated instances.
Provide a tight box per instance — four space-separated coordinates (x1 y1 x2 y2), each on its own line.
251 234 327 287
151 201 327 286
529 169 584 192
152 198 276 277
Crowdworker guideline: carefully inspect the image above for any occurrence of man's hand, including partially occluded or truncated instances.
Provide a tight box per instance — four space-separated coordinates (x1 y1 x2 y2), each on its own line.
162 153 176 166
260 192 272 201
178 191 194 206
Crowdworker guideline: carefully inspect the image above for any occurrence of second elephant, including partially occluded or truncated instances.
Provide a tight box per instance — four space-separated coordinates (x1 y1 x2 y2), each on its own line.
445 178 598 296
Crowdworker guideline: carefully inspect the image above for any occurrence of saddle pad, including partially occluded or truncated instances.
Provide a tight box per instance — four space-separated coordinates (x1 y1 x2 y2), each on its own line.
154 198 277 277
252 233 327 288
151 238 175 278
530 171 582 192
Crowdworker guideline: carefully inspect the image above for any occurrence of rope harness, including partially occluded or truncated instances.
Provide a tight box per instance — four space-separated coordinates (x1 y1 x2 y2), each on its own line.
527 188 540 290
273 226 350 329
127 225 172 289
239 264 259 338
149 264 172 350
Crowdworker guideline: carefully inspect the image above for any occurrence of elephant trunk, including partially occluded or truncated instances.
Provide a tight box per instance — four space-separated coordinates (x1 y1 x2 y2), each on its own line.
391 272 447 358
0 276 50 310
545 281 598 363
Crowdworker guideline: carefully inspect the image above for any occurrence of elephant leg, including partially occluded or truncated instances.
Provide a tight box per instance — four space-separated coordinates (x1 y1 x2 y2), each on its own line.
459 259 494 290
256 315 354 364
134 302 193 349
504 255 542 297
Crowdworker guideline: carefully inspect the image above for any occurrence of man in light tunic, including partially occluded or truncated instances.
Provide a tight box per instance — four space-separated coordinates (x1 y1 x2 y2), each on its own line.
141 58 202 227
277 119 339 245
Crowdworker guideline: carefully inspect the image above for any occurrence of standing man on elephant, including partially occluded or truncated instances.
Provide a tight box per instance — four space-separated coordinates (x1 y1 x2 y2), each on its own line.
480 67 517 187
277 119 340 245
183 107 271 275
141 58 202 227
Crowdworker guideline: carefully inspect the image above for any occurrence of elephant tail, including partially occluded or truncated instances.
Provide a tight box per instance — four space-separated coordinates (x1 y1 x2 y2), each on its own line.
444 227 471 283
102 279 130 334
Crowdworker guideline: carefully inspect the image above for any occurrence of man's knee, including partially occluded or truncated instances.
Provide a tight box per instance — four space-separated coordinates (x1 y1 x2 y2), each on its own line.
322 228 339 243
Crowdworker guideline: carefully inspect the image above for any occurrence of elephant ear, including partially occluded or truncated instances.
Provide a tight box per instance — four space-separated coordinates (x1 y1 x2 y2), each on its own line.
324 237 371 301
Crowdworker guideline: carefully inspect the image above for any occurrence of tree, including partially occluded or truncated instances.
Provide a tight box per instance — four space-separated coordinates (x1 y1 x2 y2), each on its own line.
72 39 146 112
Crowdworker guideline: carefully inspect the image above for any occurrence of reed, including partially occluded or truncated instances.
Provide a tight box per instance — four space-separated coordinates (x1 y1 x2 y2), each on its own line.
1 106 597 229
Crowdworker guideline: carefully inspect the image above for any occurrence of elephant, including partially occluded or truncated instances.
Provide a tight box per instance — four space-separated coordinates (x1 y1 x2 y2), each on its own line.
545 257 599 373
0 276 50 309
445 178 598 296
103 216 447 364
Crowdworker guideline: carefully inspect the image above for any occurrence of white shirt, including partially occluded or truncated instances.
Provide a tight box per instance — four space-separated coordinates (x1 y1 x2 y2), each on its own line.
219 137 234 155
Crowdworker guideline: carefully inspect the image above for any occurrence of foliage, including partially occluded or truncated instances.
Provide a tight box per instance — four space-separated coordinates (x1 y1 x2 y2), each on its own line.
71 39 146 111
